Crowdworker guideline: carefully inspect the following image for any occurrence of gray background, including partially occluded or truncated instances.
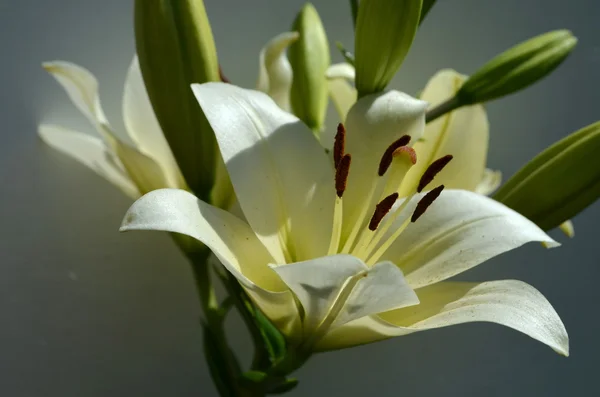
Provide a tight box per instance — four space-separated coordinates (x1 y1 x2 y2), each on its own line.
1 0 599 396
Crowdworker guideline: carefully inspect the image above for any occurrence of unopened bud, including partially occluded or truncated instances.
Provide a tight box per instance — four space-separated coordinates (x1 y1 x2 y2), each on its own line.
459 30 577 104
289 3 330 134
354 0 423 97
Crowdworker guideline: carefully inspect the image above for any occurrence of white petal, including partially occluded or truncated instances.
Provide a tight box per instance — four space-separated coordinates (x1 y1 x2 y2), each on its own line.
122 56 184 189
39 124 139 199
121 188 283 291
400 69 490 196
256 32 299 112
270 254 367 333
113 139 171 195
192 83 335 263
326 63 356 81
120 188 300 331
475 168 503 196
378 190 558 288
341 90 428 243
326 63 357 130
330 261 418 328
318 280 568 356
43 61 128 143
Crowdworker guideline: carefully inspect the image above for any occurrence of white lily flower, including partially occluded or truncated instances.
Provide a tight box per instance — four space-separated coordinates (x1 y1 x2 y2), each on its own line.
327 66 502 196
39 32 298 205
120 82 567 355
39 57 186 199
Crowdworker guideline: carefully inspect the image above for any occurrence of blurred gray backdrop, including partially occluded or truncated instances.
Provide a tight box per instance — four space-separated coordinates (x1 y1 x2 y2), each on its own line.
1 0 599 396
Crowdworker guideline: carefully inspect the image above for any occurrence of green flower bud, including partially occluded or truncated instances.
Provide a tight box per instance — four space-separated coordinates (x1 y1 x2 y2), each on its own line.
135 0 220 201
495 121 600 231
289 3 330 134
459 30 577 104
354 0 423 97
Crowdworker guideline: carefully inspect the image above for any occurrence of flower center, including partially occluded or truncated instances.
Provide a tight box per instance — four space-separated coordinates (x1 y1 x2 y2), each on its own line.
329 123 453 263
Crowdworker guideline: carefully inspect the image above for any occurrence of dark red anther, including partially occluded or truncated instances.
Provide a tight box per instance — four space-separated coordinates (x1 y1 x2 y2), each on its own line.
411 185 444 222
417 155 453 192
333 123 346 169
335 154 352 198
369 192 399 231
378 135 412 176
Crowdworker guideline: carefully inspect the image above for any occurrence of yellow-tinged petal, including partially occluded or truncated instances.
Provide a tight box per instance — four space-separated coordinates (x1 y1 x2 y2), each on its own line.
475 168 503 196
326 63 357 125
559 220 575 238
38 124 139 199
399 69 489 196
256 32 299 112
122 56 185 189
318 280 568 356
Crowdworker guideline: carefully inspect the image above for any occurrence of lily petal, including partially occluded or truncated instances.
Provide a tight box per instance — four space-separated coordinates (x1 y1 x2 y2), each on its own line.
400 69 489 196
326 63 357 124
44 60 191 196
120 188 299 331
475 168 503 196
122 56 184 188
39 124 139 199
270 254 367 333
378 190 558 288
342 90 428 244
256 32 299 112
192 83 335 263
331 261 419 329
42 61 127 143
318 280 568 356
121 188 283 291
113 140 171 195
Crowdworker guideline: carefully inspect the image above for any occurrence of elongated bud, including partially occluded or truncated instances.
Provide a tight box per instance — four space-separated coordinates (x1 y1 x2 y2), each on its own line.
289 3 330 134
135 0 220 201
494 121 600 231
355 0 423 97
459 30 577 104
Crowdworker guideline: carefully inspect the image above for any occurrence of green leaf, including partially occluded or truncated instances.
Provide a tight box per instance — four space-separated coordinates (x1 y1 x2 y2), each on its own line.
289 3 331 133
354 0 423 97
495 121 600 231
459 30 577 104
254 306 287 363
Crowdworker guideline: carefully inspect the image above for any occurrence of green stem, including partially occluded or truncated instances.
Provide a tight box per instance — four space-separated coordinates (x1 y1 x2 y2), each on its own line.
425 95 463 123
216 267 273 371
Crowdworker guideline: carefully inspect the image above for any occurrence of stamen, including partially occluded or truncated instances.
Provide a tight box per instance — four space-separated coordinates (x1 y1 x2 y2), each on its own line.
378 135 412 176
369 193 399 231
333 123 346 168
417 155 453 192
411 185 445 222
393 146 417 164
335 154 352 198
